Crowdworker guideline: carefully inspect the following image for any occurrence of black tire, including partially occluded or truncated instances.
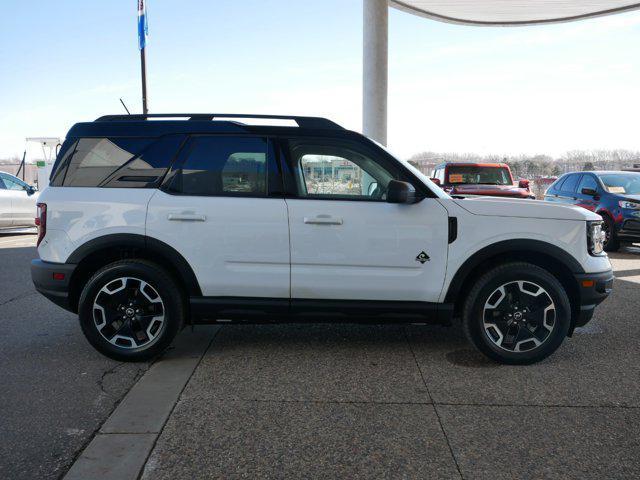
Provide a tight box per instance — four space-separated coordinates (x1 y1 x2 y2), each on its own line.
462 262 571 365
600 214 620 252
78 259 185 362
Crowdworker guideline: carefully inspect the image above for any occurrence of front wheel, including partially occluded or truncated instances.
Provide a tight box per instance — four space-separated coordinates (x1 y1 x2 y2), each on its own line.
78 260 185 362
462 262 571 365
600 214 620 252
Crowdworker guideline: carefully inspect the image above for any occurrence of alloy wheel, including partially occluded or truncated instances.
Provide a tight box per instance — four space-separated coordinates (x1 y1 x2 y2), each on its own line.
482 280 556 353
92 277 165 349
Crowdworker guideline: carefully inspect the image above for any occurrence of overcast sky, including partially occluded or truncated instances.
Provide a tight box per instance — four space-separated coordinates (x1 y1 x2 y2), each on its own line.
1 0 639 160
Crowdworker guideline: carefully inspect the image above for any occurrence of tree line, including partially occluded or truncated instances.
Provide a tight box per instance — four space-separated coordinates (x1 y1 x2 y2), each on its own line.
408 149 640 178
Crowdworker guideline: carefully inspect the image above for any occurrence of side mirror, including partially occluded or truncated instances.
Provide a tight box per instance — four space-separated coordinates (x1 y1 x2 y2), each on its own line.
518 179 530 189
387 180 416 204
430 177 441 186
581 187 597 196
26 185 37 196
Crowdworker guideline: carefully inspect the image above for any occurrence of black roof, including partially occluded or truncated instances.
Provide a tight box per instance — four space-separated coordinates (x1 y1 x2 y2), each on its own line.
66 113 353 139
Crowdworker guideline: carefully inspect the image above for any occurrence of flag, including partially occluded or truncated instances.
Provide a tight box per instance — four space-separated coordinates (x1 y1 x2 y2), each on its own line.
138 0 148 50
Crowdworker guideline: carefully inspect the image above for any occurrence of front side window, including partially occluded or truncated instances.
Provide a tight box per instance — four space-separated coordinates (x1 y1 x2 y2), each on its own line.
446 166 511 185
166 136 268 196
578 174 598 192
0 173 28 191
289 141 400 200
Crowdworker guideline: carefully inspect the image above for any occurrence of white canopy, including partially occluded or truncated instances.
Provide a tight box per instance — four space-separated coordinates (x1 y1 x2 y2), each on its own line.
390 1 640 25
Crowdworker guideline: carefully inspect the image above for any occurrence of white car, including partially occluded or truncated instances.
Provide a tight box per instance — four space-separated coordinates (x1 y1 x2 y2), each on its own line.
0 171 38 229
31 114 614 365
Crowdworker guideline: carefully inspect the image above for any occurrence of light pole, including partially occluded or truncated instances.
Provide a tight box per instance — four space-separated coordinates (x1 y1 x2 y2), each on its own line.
363 0 388 146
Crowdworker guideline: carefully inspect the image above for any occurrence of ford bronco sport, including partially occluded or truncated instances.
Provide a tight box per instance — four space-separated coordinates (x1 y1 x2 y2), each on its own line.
31 114 613 364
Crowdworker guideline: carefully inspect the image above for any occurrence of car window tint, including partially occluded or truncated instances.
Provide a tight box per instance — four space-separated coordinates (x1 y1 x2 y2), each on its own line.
578 175 598 192
168 136 268 196
62 138 153 187
101 135 186 188
560 174 580 193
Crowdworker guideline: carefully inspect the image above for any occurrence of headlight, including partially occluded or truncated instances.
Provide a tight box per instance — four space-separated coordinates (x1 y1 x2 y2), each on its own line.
587 220 605 256
619 200 640 210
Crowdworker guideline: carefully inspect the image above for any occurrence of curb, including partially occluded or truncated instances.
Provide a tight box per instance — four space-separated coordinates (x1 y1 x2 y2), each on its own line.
64 326 218 480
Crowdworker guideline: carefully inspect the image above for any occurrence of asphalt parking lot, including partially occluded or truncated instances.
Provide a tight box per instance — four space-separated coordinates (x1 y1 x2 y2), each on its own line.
1 233 639 479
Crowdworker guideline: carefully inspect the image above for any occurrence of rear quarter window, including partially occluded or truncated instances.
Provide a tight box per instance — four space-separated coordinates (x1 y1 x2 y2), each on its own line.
51 135 185 188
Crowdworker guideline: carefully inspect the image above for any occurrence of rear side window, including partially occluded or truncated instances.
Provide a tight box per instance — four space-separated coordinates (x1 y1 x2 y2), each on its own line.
165 136 269 196
552 176 567 191
52 136 184 188
560 174 580 193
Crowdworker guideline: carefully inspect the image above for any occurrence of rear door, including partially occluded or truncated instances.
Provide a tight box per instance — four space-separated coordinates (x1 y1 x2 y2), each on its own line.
146 135 290 299
555 173 580 205
282 137 449 303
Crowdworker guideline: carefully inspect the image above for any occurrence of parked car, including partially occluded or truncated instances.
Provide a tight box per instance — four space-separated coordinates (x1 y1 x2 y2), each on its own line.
544 170 640 251
0 171 39 229
31 114 613 365
430 162 535 199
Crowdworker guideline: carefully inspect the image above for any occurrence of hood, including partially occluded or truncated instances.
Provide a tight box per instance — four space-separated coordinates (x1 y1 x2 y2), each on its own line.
450 184 530 197
454 196 600 221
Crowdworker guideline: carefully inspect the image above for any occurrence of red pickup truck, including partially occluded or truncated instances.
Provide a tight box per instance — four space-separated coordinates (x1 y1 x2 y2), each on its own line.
430 162 535 199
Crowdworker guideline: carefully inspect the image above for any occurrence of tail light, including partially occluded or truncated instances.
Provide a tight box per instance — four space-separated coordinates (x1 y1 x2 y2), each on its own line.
36 203 47 247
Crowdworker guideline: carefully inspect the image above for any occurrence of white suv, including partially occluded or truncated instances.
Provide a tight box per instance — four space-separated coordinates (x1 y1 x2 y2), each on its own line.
31 114 614 364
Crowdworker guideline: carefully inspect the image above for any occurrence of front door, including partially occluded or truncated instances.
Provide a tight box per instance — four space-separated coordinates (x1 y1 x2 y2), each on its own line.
575 174 600 212
0 173 36 227
283 138 449 303
146 135 290 299
0 177 12 228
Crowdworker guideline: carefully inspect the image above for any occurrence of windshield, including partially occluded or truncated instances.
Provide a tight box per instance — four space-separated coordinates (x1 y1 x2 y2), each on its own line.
599 173 640 195
447 166 512 186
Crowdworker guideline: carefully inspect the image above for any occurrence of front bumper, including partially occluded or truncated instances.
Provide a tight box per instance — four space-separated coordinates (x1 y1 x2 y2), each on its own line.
31 259 77 312
618 218 640 241
572 269 614 328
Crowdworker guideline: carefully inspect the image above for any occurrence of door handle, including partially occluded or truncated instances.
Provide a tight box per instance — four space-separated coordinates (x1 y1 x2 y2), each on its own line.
304 215 343 225
167 213 206 222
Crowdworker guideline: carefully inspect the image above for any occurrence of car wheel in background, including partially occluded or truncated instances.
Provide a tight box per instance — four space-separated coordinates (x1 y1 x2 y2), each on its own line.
462 262 571 365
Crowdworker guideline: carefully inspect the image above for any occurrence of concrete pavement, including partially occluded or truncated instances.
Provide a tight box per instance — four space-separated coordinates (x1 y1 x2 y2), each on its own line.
2 232 639 479
0 234 149 480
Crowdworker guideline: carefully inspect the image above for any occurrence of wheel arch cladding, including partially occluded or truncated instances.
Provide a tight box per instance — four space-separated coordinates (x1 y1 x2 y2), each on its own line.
67 234 201 312
445 239 582 327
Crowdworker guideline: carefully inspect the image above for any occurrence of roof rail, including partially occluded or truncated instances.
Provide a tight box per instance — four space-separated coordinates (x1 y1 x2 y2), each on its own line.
94 113 344 130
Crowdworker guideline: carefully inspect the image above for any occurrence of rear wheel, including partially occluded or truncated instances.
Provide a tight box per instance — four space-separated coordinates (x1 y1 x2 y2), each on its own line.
462 262 571 365
78 260 184 361
600 214 620 252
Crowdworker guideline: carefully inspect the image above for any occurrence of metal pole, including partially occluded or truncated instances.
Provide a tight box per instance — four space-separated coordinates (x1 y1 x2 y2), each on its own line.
18 150 26 180
141 47 148 115
363 0 388 145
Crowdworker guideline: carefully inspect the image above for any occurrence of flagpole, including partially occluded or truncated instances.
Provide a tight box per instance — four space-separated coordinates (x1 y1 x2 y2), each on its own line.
138 0 149 115
141 46 148 115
